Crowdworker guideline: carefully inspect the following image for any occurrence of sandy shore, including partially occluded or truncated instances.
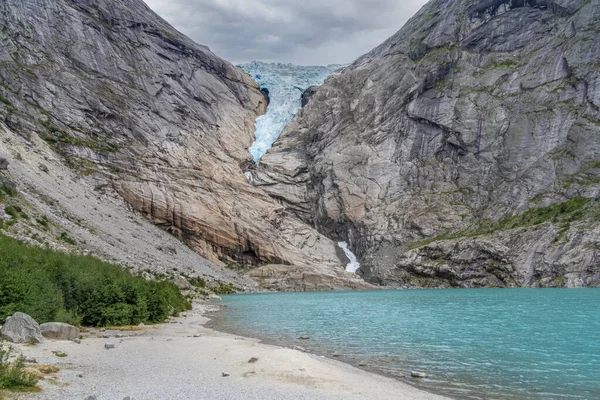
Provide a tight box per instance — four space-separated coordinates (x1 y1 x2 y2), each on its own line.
8 303 449 400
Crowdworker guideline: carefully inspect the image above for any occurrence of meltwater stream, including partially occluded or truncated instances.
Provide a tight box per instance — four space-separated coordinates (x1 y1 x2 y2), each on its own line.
238 61 341 162
211 289 600 400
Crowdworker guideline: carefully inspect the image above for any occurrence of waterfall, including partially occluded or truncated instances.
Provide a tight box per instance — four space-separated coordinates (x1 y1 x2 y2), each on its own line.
338 242 360 274
238 61 342 162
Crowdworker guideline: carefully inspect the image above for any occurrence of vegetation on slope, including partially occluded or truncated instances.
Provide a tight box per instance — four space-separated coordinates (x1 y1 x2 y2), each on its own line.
408 198 597 250
0 234 190 327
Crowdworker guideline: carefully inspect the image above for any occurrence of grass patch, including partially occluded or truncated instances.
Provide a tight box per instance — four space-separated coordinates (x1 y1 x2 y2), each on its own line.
211 280 239 295
0 183 16 202
407 198 593 250
0 342 38 392
57 231 76 245
41 122 118 153
3 205 27 220
0 95 11 107
0 234 191 327
161 29 176 40
187 277 206 288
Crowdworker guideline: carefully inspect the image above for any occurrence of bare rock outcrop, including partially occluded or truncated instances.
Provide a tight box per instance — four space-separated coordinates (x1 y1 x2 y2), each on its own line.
255 0 600 287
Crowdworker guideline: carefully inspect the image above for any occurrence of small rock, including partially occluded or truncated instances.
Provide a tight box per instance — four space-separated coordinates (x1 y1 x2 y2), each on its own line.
116 333 124 338
222 372 230 377
77 374 84 378
248 357 259 363
293 345 306 352
411 371 428 378
193 334 201 338
24 357 37 363
38 163 49 173
138 323 145 328
358 362 368 367
123 397 133 400
298 336 310 340
0 157 8 170
84 396 98 400
73 338 81 344
101 334 111 338
104 343 115 349
120 328 125 331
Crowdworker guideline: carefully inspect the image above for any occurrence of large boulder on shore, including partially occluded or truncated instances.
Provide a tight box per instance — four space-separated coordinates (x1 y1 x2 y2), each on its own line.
0 312 43 343
40 322 80 341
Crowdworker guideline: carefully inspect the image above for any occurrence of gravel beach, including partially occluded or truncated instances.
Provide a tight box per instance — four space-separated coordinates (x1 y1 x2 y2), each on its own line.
8 302 449 400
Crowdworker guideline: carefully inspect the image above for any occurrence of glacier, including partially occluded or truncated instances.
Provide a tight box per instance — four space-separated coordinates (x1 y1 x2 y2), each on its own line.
238 61 342 162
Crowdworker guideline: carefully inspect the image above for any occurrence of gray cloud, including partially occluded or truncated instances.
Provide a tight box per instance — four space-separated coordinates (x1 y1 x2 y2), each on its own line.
144 0 428 65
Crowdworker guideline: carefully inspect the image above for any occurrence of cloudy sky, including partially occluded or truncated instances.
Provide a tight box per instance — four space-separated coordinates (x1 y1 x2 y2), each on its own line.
145 0 428 65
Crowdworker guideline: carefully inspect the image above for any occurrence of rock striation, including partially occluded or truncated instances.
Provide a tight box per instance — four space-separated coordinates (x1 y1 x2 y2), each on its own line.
255 0 600 287
0 0 355 289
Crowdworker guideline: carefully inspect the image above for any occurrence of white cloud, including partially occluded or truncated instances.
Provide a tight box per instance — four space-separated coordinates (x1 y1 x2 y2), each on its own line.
144 0 428 65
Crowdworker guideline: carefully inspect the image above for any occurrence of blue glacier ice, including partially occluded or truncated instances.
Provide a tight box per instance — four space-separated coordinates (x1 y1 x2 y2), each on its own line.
238 61 342 162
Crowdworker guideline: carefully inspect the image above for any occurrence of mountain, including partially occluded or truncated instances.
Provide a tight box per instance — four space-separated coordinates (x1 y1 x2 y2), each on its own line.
0 0 369 291
255 0 600 288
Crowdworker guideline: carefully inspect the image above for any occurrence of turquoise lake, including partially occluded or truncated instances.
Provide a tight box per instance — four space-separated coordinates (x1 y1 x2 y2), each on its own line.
211 289 600 400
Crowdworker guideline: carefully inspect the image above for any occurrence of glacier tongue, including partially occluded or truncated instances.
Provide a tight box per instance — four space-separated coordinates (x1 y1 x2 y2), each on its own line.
238 61 341 162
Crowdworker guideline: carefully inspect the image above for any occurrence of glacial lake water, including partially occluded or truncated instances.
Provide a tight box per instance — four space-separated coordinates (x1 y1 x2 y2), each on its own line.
210 289 600 400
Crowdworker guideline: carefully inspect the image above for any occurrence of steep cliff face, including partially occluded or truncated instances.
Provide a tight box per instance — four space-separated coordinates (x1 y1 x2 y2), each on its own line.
255 0 600 287
0 0 364 290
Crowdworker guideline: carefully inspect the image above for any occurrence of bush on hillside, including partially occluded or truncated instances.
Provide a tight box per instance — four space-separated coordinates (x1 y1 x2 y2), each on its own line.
0 234 190 326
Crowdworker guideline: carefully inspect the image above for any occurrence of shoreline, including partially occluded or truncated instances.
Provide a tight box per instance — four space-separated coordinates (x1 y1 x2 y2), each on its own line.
206 303 455 399
8 301 450 400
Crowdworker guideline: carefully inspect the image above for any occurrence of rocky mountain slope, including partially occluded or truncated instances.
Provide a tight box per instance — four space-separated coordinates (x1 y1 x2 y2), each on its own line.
255 0 600 287
0 0 367 291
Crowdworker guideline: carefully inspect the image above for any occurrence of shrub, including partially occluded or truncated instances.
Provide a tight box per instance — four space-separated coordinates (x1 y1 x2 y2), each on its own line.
0 341 38 391
0 234 190 326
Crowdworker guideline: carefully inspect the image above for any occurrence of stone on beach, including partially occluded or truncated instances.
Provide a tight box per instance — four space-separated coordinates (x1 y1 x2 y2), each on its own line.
411 371 428 378
0 312 43 343
40 322 80 341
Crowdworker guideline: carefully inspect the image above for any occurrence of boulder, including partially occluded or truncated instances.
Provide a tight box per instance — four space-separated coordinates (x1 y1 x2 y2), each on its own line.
40 322 80 341
0 157 8 170
0 312 43 343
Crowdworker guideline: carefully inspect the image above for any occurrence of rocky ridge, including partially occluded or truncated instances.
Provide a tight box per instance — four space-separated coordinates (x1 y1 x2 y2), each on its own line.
255 0 600 287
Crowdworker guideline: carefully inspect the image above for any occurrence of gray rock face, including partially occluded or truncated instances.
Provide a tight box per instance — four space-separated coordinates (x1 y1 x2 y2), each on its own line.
0 312 43 343
40 322 80 341
0 0 355 289
255 0 600 287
